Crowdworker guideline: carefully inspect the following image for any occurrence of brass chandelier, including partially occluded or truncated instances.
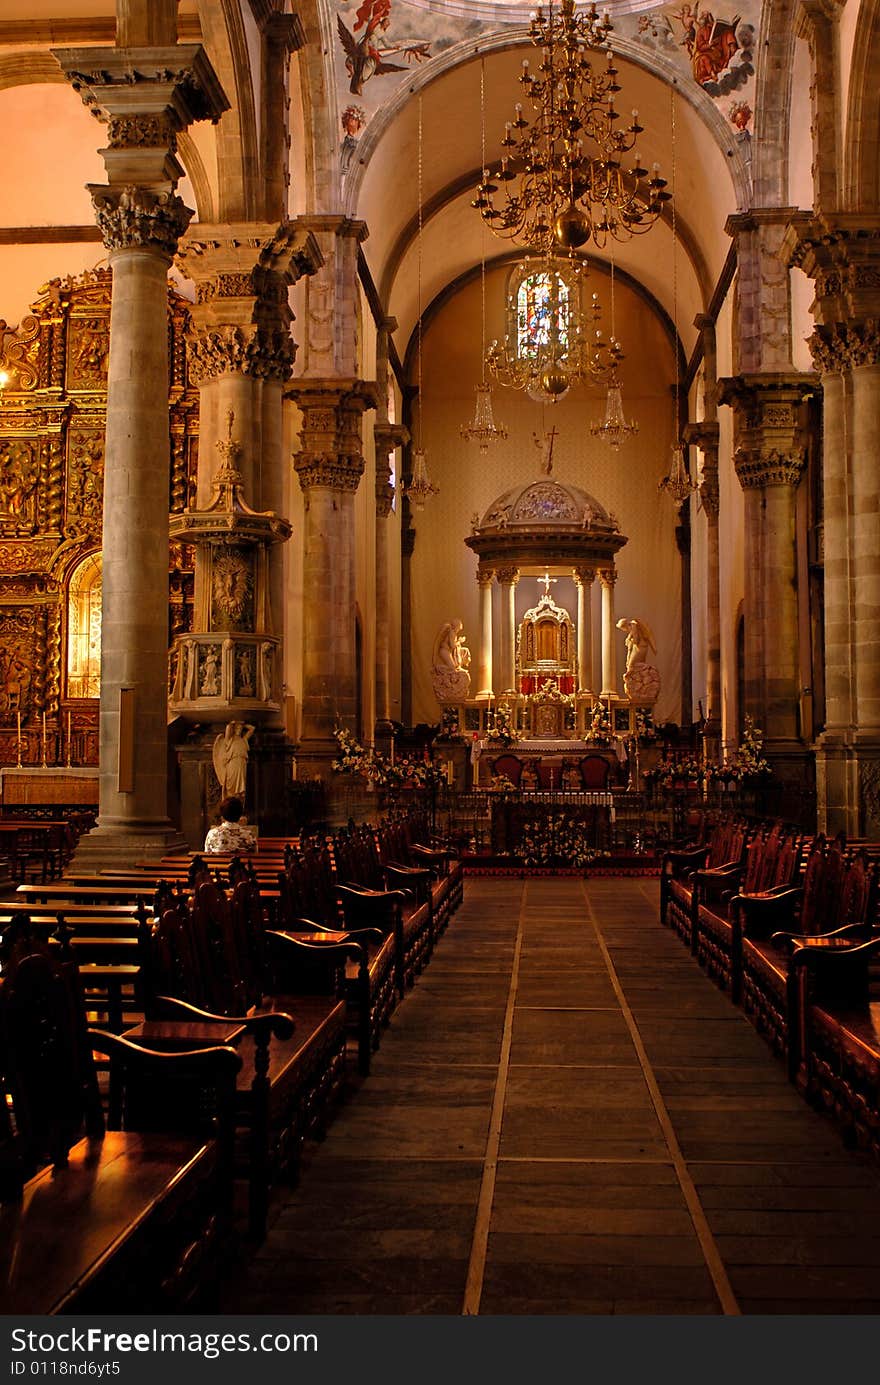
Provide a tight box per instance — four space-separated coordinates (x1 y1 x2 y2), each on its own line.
473 0 671 257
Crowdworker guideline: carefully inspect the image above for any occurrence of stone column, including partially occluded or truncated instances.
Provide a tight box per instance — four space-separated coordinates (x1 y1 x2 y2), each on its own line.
372 316 407 743
53 43 227 863
717 375 816 749
574 567 595 694
477 567 495 697
599 568 617 697
288 380 378 752
850 363 880 731
496 567 519 694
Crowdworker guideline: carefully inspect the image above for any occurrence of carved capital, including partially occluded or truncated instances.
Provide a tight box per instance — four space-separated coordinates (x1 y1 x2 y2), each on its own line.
290 380 378 493
782 212 880 324
477 567 495 587
295 455 364 491
89 184 191 256
808 320 880 372
598 568 617 588
495 566 520 586
373 421 409 455
573 566 596 586
185 322 295 384
717 372 815 490
682 420 720 459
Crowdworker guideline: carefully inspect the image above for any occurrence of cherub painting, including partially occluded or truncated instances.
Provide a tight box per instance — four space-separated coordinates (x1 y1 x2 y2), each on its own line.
337 0 431 97
671 6 741 87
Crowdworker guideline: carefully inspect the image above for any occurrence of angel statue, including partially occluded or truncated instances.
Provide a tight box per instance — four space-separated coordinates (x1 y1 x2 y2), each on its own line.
212 720 255 800
431 619 472 704
616 618 661 704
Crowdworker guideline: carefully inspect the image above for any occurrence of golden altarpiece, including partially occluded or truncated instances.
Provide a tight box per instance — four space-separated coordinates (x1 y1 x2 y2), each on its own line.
0 267 199 774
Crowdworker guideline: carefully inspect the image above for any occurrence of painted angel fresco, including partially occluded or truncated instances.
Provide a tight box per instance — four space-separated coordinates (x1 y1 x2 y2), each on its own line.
337 0 431 97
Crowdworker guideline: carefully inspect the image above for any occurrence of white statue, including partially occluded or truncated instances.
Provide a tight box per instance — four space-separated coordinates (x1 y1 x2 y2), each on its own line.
212 720 255 799
616 617 661 703
431 619 472 703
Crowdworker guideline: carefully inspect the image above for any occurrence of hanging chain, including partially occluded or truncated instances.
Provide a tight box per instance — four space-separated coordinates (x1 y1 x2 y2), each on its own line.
671 83 679 436
480 56 487 382
417 90 424 444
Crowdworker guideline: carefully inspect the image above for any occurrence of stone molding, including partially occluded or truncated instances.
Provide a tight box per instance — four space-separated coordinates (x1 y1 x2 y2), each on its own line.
52 44 229 130
89 185 192 256
717 373 816 489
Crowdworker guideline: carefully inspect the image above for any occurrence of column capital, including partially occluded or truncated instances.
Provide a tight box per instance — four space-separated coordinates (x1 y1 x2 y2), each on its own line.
597 567 617 588
573 566 596 586
782 212 880 324
682 419 719 457
808 319 880 372
289 379 379 493
178 221 323 287
477 566 495 587
89 184 192 257
717 372 817 489
186 321 297 384
373 421 409 455
495 566 520 586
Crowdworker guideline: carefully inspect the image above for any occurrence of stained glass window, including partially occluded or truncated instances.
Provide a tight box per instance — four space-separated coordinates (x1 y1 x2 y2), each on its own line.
516 272 569 359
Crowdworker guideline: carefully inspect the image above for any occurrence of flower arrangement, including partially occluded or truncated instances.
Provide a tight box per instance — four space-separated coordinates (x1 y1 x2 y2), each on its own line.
584 702 612 744
518 813 610 868
711 716 772 784
488 704 521 748
635 708 659 742
490 773 517 793
332 726 447 790
644 755 706 788
437 705 464 741
531 682 575 708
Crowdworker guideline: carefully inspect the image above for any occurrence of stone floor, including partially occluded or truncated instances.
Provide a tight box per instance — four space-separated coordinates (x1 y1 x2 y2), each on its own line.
222 877 880 1315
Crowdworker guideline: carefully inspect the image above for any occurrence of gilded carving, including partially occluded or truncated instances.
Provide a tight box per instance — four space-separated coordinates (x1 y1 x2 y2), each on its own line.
211 547 253 628
65 435 104 535
91 186 192 256
68 318 109 386
0 539 57 573
0 439 39 533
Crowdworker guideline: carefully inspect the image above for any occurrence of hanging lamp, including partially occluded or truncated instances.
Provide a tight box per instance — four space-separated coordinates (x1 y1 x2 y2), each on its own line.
591 246 637 449
462 58 507 452
659 85 697 507
403 92 438 511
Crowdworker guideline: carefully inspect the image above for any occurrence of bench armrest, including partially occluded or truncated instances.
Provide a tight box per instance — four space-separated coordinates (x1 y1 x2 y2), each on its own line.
153 993 295 1041
88 1028 243 1078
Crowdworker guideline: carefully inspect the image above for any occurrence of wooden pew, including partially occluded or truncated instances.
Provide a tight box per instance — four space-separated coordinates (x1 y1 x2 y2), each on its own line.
660 815 750 949
132 877 351 1240
332 823 431 993
0 933 241 1313
275 843 397 1073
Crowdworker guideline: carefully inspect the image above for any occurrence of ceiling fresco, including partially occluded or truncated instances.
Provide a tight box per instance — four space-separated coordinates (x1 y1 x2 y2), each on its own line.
334 0 759 181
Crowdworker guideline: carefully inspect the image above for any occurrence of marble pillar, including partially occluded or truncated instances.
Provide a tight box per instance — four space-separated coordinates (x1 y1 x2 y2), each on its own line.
599 569 617 697
574 567 595 694
52 44 227 863
496 567 519 694
850 363 880 733
477 568 494 697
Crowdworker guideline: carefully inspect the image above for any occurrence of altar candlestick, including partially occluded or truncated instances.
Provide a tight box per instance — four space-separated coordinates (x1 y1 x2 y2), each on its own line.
16 710 22 767
42 712 47 766
66 711 72 767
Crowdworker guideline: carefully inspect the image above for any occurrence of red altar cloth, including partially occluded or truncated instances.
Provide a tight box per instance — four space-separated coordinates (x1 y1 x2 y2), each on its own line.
520 674 575 695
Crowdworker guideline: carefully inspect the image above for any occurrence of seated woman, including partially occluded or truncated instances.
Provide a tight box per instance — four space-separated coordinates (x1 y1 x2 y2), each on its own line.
204 795 257 854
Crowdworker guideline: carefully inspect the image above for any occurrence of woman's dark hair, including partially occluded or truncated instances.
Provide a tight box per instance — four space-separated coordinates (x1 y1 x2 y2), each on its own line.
219 796 243 822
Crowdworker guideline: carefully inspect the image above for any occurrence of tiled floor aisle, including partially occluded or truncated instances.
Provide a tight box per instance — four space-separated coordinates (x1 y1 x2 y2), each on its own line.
224 877 880 1314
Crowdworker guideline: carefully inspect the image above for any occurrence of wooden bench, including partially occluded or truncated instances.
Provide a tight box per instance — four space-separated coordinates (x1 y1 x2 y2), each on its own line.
0 936 241 1313
660 815 750 949
133 876 352 1240
332 823 432 993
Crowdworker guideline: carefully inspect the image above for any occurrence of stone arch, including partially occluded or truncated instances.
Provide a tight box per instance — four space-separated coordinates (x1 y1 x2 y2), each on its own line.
845 0 880 209
196 0 260 220
343 28 751 218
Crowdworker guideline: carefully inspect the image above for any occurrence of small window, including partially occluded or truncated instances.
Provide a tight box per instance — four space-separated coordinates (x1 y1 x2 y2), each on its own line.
516 271 570 360
67 552 101 699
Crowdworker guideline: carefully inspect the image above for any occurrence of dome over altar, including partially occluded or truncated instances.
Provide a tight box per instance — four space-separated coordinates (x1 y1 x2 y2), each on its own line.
477 479 617 535
465 476 628 568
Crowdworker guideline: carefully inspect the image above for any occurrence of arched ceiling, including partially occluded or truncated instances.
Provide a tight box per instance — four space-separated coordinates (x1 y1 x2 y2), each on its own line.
351 40 742 360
